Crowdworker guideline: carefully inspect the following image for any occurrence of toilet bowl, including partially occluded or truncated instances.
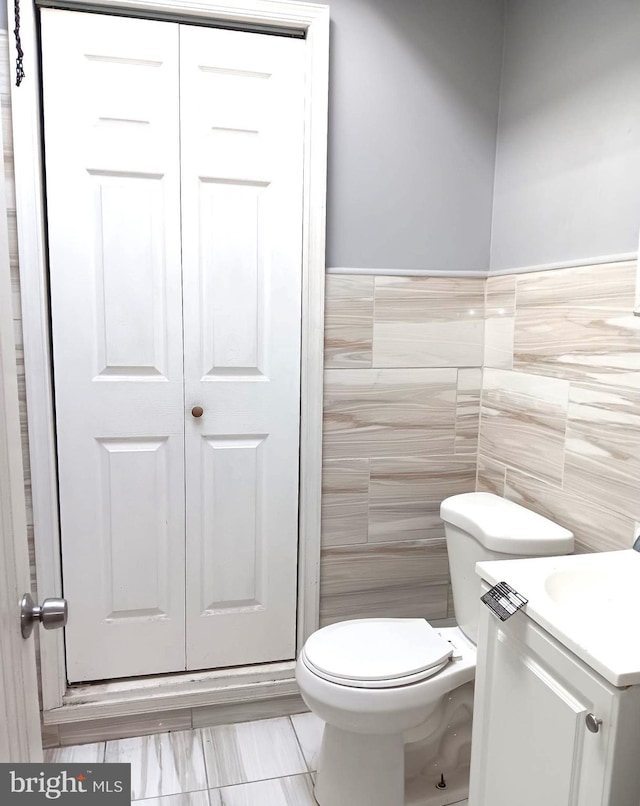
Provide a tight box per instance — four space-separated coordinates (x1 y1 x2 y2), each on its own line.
296 492 574 806
296 622 476 806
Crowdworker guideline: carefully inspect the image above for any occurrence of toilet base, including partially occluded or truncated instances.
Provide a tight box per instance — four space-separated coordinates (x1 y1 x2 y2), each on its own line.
315 724 404 806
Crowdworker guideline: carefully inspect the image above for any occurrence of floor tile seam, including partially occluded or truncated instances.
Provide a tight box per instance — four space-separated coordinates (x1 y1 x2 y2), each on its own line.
193 727 214 793
216 770 312 789
214 770 314 795
287 715 315 775
197 720 309 791
131 785 212 802
106 728 210 801
203 724 254 792
129 771 314 801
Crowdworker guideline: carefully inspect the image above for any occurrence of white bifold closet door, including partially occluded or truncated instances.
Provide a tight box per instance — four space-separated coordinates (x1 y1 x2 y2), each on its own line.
180 26 304 670
41 9 304 682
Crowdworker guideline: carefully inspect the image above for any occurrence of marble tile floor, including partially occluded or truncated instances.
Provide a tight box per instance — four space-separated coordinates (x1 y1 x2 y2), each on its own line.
45 714 468 806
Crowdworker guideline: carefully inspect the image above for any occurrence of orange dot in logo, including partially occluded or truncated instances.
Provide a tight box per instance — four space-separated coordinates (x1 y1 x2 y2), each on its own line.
77 774 87 781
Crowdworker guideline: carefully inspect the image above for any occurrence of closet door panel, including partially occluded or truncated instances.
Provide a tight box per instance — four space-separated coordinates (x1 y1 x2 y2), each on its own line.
180 26 305 669
198 179 267 376
92 174 170 377
199 434 266 611
41 10 185 681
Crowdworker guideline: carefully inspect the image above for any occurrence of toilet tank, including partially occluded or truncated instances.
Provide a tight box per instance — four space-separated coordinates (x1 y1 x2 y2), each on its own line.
440 493 574 644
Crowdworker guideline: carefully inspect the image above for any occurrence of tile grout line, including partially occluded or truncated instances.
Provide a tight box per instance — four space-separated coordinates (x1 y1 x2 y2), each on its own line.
195 727 213 795
131 785 212 803
454 367 461 452
217 770 313 791
369 275 377 369
195 718 314 794
365 456 371 543
288 716 315 776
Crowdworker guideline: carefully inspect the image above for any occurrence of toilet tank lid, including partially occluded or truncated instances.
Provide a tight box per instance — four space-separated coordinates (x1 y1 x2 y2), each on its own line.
440 493 574 555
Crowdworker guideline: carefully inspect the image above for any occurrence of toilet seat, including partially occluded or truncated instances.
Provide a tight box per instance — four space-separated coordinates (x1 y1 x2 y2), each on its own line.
302 618 453 689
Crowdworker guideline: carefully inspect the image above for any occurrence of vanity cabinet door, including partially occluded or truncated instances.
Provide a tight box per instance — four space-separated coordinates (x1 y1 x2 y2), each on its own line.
469 604 617 806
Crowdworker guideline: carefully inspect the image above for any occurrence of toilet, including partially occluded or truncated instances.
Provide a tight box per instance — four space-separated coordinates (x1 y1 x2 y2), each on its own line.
296 492 574 806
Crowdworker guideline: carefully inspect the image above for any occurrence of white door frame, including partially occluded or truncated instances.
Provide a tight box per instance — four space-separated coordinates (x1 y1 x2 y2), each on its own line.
9 0 328 712
0 96 42 760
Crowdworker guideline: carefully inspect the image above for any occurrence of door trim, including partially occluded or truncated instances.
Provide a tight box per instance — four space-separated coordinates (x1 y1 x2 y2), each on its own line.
0 85 43 759
8 0 328 711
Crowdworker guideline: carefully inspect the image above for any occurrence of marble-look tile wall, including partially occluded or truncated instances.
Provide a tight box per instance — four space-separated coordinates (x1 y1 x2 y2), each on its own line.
320 275 483 625
479 261 640 554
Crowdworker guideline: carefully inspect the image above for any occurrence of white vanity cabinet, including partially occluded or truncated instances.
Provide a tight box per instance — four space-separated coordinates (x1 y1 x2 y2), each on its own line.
469 583 640 806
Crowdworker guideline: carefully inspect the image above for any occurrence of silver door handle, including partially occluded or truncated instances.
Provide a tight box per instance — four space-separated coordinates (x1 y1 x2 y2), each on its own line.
585 713 602 734
20 593 68 639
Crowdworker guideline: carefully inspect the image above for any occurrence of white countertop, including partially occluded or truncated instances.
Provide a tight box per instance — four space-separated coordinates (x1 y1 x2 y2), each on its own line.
476 549 640 688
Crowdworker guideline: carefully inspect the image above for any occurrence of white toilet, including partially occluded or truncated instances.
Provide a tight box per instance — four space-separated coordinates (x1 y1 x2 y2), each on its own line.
296 492 574 806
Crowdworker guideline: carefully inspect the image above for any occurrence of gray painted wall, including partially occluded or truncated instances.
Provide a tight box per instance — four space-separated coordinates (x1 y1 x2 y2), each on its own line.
491 0 640 270
310 0 504 272
1 2 504 274
7 2 640 273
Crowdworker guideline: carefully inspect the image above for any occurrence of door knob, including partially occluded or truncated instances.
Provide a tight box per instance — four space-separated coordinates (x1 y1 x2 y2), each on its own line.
585 713 602 733
20 593 68 639
191 406 204 418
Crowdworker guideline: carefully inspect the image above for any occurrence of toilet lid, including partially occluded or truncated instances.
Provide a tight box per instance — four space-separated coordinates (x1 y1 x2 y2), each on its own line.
303 619 453 688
